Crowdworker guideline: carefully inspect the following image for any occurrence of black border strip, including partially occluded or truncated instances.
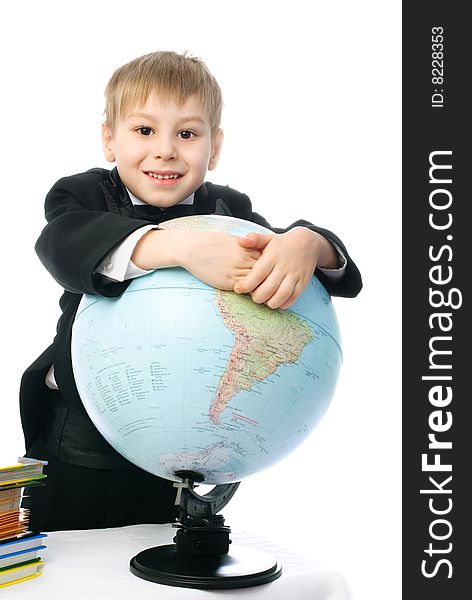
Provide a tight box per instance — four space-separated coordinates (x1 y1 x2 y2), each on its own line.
403 3 469 597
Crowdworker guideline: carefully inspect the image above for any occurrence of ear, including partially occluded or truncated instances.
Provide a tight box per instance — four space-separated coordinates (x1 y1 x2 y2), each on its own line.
101 122 116 163
208 129 224 171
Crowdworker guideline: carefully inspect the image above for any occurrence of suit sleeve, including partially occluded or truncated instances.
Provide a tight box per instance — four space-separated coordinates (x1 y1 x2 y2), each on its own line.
35 174 152 296
221 188 363 298
263 216 363 298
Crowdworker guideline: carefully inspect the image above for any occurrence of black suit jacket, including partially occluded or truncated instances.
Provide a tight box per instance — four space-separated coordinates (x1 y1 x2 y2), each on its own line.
21 168 362 469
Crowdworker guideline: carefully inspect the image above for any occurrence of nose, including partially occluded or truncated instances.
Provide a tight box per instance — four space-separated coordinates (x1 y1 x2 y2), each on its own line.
152 135 177 161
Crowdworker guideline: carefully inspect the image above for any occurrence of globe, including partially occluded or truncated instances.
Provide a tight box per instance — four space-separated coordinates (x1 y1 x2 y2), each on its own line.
71 215 342 485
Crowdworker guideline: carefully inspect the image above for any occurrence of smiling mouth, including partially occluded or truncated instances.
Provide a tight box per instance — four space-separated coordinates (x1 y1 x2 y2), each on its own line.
145 171 182 180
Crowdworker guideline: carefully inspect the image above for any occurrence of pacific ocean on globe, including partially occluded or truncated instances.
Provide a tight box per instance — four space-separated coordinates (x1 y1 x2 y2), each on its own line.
71 215 342 485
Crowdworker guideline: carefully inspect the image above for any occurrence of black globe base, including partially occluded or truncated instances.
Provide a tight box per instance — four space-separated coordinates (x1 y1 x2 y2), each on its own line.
130 543 282 589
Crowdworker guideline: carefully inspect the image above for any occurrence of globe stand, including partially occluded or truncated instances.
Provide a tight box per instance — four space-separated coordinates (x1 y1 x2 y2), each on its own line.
130 470 282 589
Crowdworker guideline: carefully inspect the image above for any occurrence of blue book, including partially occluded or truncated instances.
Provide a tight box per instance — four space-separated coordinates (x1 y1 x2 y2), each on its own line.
0 545 47 570
0 533 47 555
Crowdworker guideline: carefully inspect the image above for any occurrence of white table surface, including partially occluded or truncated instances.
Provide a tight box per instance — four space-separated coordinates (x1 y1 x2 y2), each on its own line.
5 524 352 599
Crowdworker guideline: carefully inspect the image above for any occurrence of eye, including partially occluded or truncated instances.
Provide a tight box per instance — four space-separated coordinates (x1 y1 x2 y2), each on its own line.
137 126 153 136
178 130 195 140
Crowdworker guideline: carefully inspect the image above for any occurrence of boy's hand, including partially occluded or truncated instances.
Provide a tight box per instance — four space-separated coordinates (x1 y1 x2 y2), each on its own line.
131 229 261 290
180 230 262 290
233 228 337 309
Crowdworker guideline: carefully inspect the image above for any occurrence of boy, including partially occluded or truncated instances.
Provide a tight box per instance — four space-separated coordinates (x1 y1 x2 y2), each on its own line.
20 51 362 532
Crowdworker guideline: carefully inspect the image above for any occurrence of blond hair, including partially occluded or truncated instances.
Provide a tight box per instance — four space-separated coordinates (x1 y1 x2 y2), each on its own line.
104 51 223 137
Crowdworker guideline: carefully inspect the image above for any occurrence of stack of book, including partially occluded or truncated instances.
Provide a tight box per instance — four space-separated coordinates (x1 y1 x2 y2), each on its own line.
0 458 48 588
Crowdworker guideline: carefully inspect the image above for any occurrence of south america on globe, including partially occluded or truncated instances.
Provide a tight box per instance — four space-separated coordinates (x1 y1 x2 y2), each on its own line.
71 215 342 484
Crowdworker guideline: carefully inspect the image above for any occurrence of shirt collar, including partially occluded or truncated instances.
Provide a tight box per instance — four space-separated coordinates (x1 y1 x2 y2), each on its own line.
127 188 195 206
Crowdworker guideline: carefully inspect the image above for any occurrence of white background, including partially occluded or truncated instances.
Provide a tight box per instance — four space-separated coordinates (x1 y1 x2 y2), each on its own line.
0 1 401 599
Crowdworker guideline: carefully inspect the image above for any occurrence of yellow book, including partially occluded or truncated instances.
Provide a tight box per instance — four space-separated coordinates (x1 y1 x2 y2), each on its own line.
0 458 47 487
0 559 44 588
0 572 43 588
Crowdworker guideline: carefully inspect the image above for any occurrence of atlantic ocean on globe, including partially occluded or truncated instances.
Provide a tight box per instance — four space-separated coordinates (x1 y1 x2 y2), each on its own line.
71 215 342 485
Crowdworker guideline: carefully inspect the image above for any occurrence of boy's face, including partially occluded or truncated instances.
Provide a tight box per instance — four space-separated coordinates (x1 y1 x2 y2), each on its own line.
102 94 222 207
